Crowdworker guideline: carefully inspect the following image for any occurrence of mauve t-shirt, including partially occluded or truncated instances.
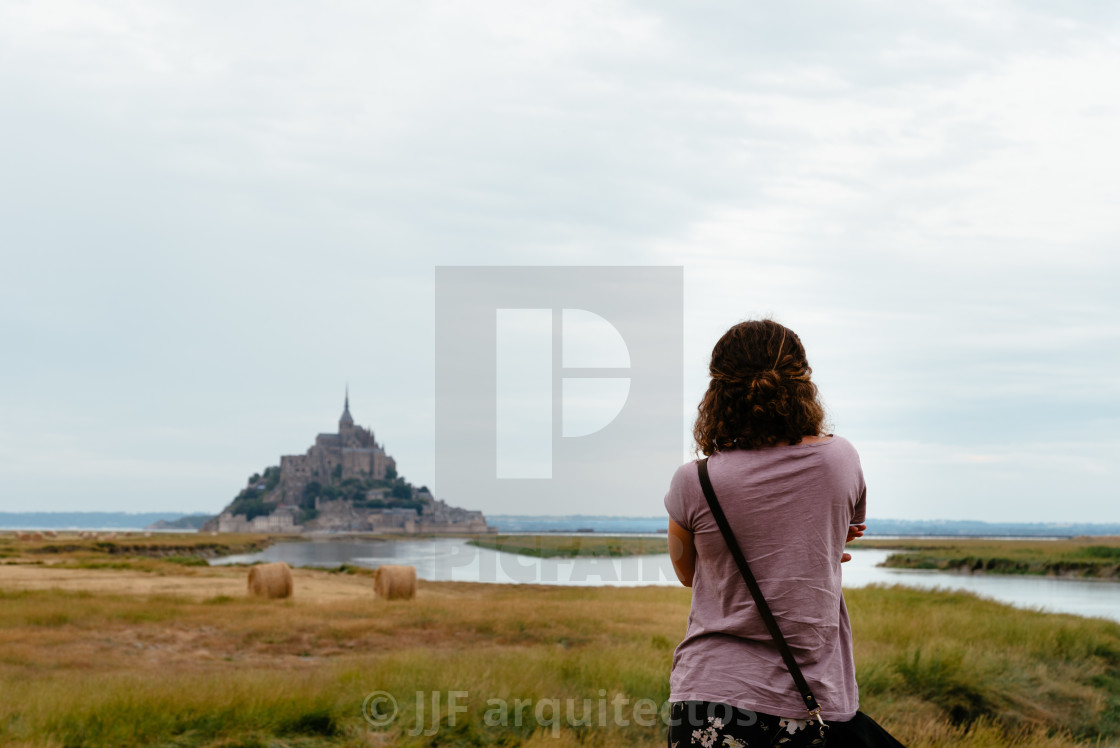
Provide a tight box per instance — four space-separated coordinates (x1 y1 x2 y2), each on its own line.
663 436 866 721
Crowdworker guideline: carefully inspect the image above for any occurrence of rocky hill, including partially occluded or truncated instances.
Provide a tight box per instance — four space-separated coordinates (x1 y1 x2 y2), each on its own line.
203 391 491 535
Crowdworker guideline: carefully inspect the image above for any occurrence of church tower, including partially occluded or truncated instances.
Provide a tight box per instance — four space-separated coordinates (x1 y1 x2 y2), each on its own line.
339 385 354 438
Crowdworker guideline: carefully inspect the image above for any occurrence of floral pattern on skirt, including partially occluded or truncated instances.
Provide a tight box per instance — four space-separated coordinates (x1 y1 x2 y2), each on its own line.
668 701 826 748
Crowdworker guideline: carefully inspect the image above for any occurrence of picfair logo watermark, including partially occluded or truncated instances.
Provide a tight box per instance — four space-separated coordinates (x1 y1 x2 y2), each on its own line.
434 267 683 513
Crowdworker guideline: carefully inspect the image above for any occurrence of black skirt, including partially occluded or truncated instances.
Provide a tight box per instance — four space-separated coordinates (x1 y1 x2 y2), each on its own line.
668 700 826 747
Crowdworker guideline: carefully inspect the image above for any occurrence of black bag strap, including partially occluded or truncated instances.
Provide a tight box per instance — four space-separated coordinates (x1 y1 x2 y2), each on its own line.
697 457 824 722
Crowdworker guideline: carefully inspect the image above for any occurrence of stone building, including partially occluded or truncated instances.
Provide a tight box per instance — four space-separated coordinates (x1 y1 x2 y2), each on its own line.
278 389 396 506
209 389 493 534
217 505 301 534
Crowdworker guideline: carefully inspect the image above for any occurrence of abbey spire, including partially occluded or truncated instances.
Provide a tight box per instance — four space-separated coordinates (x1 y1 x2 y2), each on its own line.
339 384 354 428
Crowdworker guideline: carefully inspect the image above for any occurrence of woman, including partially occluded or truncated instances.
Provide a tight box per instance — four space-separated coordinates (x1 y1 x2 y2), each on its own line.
665 319 867 747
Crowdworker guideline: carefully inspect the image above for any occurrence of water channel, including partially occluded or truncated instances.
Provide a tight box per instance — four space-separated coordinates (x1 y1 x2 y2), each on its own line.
212 537 1120 623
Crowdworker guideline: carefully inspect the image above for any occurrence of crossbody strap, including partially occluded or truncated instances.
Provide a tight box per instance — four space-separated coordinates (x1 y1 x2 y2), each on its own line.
697 457 824 722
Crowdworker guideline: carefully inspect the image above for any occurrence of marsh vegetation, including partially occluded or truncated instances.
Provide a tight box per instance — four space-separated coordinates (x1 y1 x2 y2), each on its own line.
859 536 1120 579
2 532 1119 747
467 534 665 558
0 534 1118 746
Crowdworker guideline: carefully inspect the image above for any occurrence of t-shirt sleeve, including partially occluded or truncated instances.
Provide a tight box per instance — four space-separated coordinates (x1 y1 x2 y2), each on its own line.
664 461 698 532
852 483 866 525
851 459 867 525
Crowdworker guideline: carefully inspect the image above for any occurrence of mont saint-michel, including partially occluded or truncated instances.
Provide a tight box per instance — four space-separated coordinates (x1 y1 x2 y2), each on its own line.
204 391 491 534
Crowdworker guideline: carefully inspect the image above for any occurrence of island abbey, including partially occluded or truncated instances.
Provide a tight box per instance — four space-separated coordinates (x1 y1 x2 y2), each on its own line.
277 389 396 506
208 390 490 534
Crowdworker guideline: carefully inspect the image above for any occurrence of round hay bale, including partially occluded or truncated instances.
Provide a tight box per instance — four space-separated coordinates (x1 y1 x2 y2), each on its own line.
374 564 417 600
28 532 44 541
15 532 28 541
247 562 293 599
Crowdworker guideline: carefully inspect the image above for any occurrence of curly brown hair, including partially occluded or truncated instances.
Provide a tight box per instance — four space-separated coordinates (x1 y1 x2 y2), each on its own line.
693 319 827 455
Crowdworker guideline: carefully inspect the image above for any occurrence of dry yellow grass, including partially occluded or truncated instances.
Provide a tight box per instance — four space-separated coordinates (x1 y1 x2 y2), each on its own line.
0 555 1118 747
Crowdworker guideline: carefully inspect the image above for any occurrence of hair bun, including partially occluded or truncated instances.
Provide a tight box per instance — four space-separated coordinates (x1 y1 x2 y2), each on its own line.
748 369 782 390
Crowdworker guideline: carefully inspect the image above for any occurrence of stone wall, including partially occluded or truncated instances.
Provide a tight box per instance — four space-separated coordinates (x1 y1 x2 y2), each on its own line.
411 498 491 533
216 505 301 534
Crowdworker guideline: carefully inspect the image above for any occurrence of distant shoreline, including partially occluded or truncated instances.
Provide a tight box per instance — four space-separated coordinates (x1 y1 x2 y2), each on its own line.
2 512 1119 538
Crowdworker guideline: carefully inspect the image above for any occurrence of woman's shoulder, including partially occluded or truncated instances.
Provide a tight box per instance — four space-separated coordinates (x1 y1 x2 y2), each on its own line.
822 434 860 456
670 458 703 486
822 434 856 450
664 458 705 528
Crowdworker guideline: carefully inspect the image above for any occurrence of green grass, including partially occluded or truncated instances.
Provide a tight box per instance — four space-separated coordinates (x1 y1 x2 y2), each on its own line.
35 534 277 558
0 532 285 578
325 563 376 576
468 534 666 558
857 536 1120 578
0 570 1118 747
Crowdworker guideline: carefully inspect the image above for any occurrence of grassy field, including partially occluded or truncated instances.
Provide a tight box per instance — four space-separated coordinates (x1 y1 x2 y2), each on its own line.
467 534 665 558
857 536 1120 579
1 534 1119 747
0 531 276 562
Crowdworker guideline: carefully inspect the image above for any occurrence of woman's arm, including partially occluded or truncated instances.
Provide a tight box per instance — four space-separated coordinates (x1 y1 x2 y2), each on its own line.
667 518 696 587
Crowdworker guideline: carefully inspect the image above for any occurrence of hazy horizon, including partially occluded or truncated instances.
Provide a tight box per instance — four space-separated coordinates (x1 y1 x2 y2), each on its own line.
4 510 1119 532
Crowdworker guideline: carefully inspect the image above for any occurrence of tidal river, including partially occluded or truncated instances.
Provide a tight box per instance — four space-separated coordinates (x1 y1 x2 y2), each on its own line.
211 537 1120 623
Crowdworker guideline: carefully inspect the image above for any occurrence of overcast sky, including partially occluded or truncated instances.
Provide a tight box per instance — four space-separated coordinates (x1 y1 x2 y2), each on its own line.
1 1 1117 522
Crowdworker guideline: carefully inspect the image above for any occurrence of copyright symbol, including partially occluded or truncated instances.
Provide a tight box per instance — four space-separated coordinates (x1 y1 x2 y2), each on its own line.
362 691 398 727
